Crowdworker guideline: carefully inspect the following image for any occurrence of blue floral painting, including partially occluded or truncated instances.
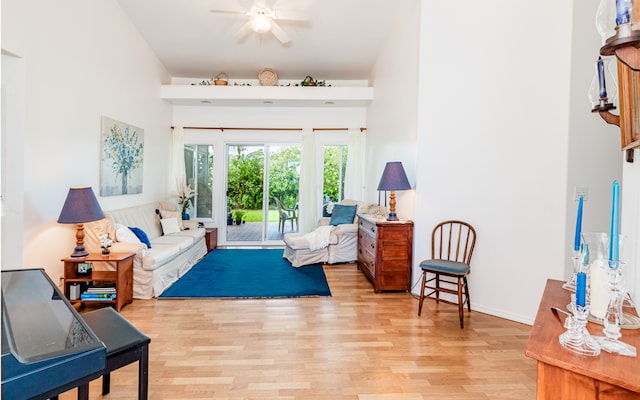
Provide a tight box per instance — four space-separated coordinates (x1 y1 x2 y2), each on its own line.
100 116 144 196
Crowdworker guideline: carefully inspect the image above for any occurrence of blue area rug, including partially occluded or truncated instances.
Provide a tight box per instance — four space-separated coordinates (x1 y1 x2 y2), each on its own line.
158 248 331 299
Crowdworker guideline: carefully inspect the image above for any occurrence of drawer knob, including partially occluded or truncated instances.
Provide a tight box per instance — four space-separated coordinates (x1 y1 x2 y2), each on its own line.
370 227 375 233
370 243 375 249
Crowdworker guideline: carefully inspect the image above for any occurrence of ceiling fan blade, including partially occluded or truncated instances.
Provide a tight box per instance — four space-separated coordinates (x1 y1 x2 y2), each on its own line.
255 0 267 9
272 9 307 22
234 21 253 41
270 21 290 44
210 9 246 16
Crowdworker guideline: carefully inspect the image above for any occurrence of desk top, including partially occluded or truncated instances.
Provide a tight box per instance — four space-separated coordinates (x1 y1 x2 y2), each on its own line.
525 279 640 393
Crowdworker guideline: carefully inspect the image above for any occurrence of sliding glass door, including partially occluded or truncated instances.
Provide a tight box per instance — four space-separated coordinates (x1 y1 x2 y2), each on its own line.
226 144 300 244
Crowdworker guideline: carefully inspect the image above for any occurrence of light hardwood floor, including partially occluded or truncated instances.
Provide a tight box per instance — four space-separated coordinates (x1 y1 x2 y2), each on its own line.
60 264 537 399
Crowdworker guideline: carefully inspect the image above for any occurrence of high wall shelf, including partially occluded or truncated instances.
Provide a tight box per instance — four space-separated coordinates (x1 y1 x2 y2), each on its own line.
160 85 374 107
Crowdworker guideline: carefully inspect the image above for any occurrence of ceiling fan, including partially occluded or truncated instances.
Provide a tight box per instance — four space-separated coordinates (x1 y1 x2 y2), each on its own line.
210 0 305 44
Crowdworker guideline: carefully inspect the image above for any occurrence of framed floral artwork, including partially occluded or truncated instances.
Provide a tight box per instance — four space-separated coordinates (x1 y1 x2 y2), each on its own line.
100 116 144 196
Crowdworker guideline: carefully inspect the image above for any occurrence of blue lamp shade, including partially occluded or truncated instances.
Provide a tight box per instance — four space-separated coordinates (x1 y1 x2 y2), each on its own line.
58 187 104 258
377 162 411 221
377 162 411 191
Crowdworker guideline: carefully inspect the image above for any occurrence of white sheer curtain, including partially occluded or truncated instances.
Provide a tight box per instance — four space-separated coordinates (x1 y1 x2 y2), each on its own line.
344 128 365 201
169 127 186 201
298 128 317 233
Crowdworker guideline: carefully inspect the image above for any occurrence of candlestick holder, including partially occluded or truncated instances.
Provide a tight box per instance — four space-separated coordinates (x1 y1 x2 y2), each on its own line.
562 250 582 291
594 260 637 357
559 303 601 357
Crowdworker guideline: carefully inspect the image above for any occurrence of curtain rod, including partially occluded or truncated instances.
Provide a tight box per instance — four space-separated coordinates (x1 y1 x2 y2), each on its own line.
170 126 366 132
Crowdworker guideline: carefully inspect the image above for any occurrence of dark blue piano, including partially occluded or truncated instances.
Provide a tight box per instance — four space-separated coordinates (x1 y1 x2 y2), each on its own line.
2 269 106 400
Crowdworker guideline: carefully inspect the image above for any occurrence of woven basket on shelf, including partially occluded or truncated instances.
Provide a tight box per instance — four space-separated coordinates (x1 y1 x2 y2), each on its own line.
214 72 228 86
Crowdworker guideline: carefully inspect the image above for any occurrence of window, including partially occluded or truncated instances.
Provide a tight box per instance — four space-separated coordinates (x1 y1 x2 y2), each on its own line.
184 144 214 219
323 145 348 203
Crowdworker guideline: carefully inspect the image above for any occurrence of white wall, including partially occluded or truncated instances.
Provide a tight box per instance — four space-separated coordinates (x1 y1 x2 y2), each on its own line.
1 0 172 282
411 0 574 324
567 1 623 280
365 0 420 221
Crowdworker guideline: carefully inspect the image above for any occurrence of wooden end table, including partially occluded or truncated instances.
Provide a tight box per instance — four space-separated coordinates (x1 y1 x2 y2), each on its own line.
62 252 135 312
205 227 217 252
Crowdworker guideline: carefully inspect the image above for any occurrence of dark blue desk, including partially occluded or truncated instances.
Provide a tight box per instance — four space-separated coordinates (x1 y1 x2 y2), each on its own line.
1 269 106 400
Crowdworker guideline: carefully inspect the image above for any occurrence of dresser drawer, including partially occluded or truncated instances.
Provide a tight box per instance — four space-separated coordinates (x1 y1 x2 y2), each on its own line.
359 218 377 236
358 228 376 254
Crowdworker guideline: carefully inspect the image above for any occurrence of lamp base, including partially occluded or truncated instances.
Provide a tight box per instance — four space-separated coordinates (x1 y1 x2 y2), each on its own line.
70 246 89 258
386 213 399 221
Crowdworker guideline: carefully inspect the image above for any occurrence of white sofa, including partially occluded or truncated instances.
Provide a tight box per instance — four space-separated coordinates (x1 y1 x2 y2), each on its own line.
84 201 207 299
283 200 386 267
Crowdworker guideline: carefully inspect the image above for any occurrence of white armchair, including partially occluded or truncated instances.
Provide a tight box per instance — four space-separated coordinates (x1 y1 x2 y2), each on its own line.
282 200 386 267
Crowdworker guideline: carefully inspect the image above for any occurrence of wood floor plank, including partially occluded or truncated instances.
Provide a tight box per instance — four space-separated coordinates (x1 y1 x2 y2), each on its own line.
56 263 536 399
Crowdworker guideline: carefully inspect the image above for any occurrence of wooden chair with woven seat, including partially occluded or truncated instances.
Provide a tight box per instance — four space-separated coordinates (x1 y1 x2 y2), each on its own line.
418 220 477 328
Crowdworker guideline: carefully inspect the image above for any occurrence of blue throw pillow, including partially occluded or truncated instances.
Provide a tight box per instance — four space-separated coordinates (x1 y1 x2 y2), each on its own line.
329 204 357 226
129 227 152 248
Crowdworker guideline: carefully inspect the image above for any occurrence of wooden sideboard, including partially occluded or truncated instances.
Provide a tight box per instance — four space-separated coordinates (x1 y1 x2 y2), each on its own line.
356 214 413 293
525 279 640 399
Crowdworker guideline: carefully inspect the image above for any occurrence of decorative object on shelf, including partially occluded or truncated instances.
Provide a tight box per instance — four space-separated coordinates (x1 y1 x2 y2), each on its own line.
77 262 93 276
600 0 640 54
376 162 411 221
563 196 584 291
591 0 640 163
57 186 105 258
99 233 112 255
214 72 228 85
589 56 617 112
192 79 213 86
177 180 194 220
300 76 328 87
558 273 601 356
258 68 278 86
592 180 637 356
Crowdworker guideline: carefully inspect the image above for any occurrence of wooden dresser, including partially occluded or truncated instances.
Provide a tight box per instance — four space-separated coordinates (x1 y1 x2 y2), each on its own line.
526 279 640 399
357 214 413 293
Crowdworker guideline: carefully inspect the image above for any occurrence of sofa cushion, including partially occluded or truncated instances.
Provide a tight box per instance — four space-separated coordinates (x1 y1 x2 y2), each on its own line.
140 244 181 271
129 227 152 248
152 234 194 251
158 209 184 230
330 204 357 226
114 223 143 244
160 217 181 235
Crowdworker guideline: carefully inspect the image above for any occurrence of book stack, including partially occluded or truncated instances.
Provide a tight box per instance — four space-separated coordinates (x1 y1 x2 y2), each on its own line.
80 286 116 301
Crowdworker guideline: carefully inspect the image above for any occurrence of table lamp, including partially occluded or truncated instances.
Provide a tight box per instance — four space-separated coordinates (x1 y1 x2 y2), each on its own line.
377 162 411 221
57 186 105 258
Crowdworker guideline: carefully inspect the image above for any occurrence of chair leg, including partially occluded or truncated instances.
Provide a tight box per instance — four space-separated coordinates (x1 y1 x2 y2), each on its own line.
418 271 427 316
457 277 464 329
435 273 440 303
464 276 471 311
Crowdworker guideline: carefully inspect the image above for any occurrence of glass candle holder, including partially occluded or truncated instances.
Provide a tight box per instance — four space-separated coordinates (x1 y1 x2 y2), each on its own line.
559 303 601 357
594 260 637 356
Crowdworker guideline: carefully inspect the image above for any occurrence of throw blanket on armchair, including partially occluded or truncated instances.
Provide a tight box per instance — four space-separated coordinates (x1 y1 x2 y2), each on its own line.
301 225 334 251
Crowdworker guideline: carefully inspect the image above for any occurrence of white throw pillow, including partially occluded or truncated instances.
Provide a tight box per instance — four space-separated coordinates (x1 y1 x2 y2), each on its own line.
159 209 184 230
160 217 181 235
115 224 142 244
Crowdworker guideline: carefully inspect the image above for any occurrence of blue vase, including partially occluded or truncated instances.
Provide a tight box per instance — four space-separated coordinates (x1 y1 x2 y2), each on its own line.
182 212 190 220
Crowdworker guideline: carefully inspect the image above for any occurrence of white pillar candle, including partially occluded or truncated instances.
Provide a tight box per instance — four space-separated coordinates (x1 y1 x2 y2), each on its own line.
590 259 610 319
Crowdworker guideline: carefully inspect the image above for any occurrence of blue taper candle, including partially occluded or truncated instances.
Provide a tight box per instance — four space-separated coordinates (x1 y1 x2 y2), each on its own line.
574 196 583 251
597 57 607 100
576 272 586 307
609 180 620 262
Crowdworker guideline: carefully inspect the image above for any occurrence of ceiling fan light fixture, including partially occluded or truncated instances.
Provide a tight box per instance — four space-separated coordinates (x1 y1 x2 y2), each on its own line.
250 14 272 34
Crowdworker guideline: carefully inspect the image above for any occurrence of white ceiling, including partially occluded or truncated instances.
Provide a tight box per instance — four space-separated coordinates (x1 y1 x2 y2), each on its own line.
115 0 402 82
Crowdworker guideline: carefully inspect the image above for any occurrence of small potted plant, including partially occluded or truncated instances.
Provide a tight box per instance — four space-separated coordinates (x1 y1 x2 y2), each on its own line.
232 210 246 225
99 233 112 256
177 181 195 220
